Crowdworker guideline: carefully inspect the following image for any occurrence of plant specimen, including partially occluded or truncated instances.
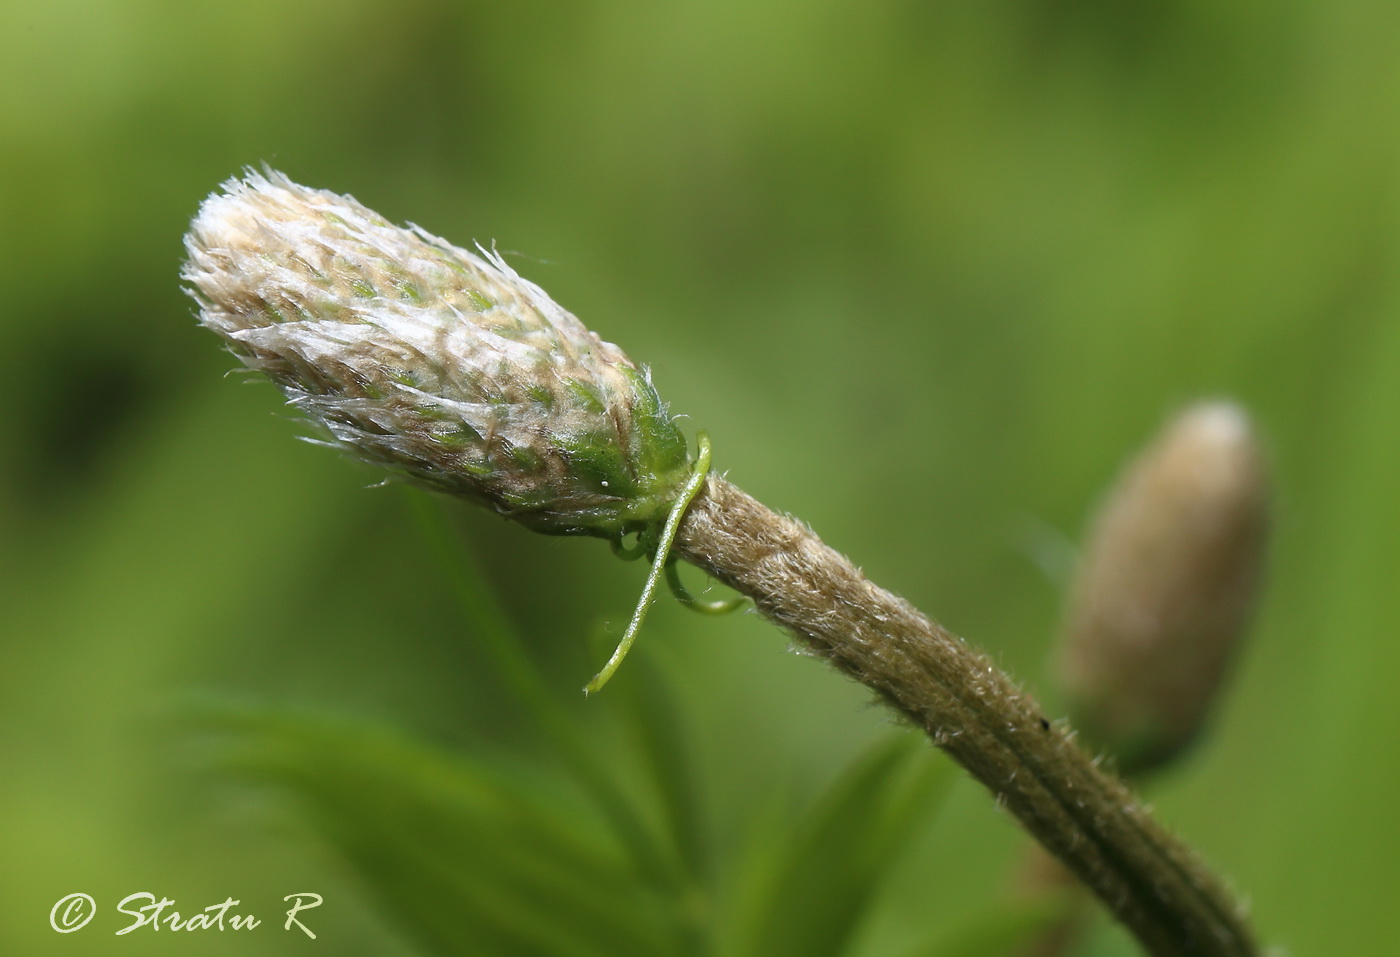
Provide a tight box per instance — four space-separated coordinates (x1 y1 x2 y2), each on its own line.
185 170 1266 957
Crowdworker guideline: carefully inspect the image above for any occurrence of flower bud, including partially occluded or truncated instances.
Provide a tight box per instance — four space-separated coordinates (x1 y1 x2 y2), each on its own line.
183 169 690 538
1058 402 1269 775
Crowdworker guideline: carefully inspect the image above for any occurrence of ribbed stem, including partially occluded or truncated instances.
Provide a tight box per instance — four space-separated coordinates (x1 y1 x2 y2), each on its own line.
673 475 1256 957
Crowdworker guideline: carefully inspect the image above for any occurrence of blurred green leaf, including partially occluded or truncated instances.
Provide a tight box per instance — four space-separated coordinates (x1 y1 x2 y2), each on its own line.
194 705 683 957
613 653 710 887
406 490 690 897
727 732 956 957
901 898 1073 957
603 650 717 953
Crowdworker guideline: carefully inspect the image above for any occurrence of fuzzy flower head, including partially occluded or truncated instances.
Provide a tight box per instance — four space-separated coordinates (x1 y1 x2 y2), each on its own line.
1058 401 1269 774
183 169 691 538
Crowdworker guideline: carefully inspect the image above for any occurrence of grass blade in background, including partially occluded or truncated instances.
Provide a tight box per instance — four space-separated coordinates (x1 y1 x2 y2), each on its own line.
900 899 1072 957
405 489 691 897
194 705 683 957
603 650 717 954
726 732 956 957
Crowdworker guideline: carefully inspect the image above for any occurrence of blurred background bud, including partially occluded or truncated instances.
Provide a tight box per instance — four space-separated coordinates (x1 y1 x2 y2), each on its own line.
1058 401 1270 775
184 170 691 539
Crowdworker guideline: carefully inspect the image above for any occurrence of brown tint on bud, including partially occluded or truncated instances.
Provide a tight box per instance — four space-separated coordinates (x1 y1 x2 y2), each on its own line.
1059 402 1269 775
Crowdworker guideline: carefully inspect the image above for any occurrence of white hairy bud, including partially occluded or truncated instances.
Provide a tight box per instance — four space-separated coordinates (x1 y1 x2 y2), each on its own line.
183 169 690 538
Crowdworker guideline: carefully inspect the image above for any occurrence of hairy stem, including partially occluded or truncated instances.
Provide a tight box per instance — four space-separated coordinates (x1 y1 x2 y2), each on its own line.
673 475 1256 957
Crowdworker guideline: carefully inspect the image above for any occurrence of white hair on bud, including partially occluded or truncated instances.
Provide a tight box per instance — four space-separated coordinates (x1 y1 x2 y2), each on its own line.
184 168 690 536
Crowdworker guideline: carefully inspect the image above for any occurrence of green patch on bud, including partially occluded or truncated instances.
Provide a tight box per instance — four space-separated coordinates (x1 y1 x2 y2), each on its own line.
433 424 482 449
564 378 606 415
557 432 641 499
509 445 542 472
460 456 497 479
621 366 688 487
500 484 556 511
313 296 350 322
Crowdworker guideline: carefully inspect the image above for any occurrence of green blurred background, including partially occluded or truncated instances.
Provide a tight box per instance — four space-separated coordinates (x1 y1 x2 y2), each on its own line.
3 0 1398 953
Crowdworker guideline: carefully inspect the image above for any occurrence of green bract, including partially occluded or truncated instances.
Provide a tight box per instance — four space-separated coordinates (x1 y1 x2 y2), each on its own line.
183 169 691 538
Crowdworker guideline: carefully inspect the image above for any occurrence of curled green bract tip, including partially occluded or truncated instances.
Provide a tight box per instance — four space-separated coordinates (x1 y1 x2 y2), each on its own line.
586 432 723 694
665 561 747 615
